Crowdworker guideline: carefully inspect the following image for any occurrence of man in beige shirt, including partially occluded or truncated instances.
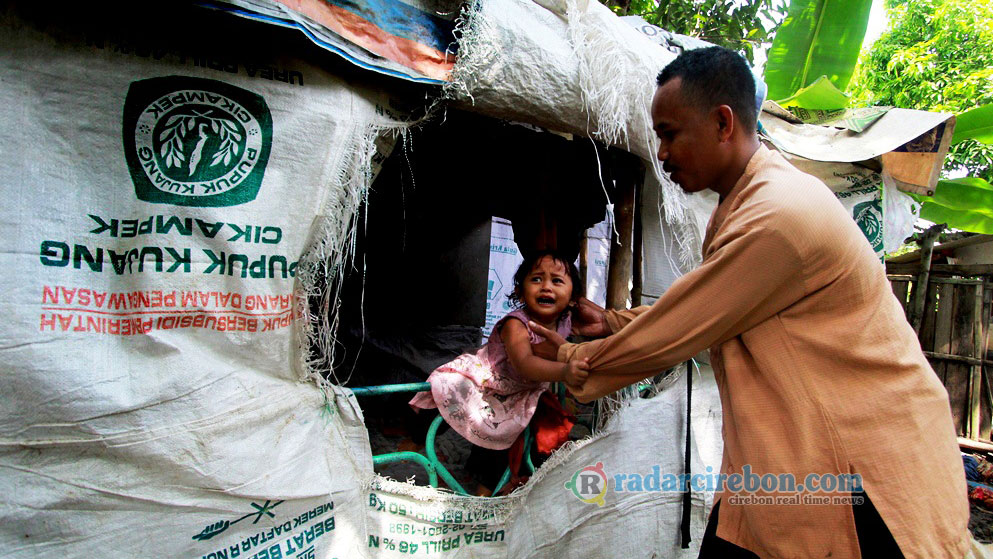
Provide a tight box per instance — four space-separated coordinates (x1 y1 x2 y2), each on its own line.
531 47 968 558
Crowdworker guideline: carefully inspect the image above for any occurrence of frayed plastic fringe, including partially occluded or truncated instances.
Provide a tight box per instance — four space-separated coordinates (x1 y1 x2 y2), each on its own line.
589 365 686 433
503 368 686 499
295 122 409 390
446 0 703 264
564 0 700 267
565 0 651 149
442 0 487 105
370 475 518 522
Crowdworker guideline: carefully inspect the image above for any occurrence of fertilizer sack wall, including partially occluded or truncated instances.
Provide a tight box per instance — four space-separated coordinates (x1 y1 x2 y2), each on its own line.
0 7 401 557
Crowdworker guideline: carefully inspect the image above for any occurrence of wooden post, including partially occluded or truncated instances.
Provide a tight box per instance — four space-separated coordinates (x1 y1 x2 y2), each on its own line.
969 284 984 439
948 281 982 436
888 277 910 315
606 174 636 310
934 282 955 385
983 283 993 440
910 224 944 336
631 175 644 307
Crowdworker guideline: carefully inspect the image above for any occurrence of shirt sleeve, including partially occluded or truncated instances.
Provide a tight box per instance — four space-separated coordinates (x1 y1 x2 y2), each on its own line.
604 306 651 333
559 224 806 402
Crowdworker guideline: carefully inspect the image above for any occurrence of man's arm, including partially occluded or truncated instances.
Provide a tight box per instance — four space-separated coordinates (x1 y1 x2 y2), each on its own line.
603 306 651 333
560 223 806 402
572 297 650 336
530 304 650 360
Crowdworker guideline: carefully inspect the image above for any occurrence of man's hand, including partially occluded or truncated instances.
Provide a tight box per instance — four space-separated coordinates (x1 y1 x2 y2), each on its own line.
528 321 568 360
564 380 594 403
561 359 589 387
572 297 611 338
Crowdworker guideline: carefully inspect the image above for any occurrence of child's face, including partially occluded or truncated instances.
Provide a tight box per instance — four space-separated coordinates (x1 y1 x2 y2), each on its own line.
521 255 574 325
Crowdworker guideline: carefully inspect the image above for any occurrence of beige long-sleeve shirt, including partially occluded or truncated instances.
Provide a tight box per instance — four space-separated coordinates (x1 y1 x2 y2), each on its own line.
559 146 968 558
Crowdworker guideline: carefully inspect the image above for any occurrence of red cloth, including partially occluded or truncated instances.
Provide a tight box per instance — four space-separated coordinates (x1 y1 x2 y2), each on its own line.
969 484 993 509
507 391 575 475
532 391 575 454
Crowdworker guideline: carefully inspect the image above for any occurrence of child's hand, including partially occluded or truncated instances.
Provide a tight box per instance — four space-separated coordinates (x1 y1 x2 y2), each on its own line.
561 359 590 388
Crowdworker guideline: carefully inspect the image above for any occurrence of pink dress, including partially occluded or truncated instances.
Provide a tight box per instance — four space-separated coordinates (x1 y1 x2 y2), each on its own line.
409 309 572 450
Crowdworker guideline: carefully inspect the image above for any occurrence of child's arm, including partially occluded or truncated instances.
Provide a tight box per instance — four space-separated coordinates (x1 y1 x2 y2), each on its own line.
501 319 589 386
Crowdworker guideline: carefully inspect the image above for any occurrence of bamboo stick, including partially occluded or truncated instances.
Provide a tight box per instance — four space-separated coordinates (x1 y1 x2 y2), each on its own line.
910 224 943 336
959 437 993 453
924 351 991 367
631 177 643 308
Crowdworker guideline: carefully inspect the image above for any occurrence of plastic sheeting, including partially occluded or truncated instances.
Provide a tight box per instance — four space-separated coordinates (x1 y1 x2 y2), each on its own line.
485 218 525 332
760 104 955 197
212 0 461 84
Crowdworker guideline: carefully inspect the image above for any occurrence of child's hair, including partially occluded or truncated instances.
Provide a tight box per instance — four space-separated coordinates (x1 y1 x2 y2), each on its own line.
506 250 584 313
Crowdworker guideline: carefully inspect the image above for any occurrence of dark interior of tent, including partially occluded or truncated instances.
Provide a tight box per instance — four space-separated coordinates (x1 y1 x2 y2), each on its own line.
325 109 646 493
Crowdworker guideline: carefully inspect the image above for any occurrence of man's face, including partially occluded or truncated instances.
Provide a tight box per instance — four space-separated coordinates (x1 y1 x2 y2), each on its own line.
651 78 722 194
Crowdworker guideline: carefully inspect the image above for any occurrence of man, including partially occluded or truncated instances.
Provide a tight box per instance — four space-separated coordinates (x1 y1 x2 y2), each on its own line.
530 47 968 558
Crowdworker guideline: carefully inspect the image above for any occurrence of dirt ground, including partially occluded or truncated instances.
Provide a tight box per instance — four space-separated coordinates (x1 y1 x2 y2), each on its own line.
368 410 479 491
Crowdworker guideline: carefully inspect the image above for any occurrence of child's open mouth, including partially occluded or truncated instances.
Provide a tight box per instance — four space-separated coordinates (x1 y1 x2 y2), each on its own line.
537 296 556 305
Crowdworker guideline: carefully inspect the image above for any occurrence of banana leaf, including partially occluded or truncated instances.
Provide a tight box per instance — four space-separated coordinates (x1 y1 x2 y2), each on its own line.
952 104 993 145
917 177 993 234
764 0 872 102
775 75 849 110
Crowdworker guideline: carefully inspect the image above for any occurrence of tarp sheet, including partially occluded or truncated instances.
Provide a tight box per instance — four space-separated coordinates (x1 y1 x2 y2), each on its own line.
213 0 460 84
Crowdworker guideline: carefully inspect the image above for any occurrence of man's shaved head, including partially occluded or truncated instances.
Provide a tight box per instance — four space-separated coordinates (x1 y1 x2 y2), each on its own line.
656 46 757 133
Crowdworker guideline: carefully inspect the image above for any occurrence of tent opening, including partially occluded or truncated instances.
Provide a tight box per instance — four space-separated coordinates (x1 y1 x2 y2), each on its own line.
326 109 632 493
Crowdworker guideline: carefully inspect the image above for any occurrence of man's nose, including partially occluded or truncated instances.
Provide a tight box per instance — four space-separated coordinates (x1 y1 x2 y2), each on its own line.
657 141 669 161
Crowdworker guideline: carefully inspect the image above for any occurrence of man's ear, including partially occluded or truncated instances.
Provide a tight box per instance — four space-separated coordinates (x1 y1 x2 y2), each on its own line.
714 105 735 143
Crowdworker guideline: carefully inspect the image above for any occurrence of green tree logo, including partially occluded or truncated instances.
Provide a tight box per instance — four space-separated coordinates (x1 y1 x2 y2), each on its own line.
155 107 246 181
853 199 883 253
123 76 272 207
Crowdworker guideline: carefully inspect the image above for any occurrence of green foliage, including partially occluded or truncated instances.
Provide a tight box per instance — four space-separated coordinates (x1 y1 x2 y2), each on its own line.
775 75 849 109
602 0 789 63
764 0 873 100
916 177 993 234
848 0 993 181
953 103 993 145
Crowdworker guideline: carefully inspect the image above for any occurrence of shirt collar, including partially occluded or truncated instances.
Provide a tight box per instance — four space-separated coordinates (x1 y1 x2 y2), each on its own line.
704 144 772 251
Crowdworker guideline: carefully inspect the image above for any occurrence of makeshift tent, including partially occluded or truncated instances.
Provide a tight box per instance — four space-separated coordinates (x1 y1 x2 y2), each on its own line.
0 3 719 558
0 1 960 558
